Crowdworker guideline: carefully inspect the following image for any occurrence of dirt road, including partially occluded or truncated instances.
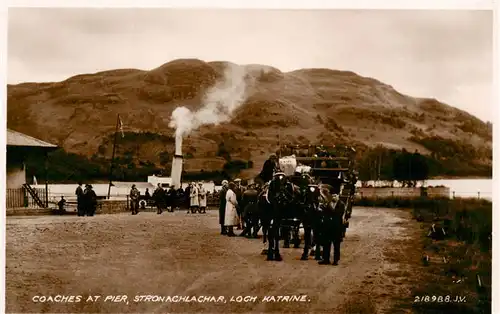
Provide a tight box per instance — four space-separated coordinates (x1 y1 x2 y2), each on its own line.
6 206 419 313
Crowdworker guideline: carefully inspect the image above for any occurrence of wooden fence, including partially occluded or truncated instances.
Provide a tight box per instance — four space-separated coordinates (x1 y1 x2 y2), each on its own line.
6 188 47 208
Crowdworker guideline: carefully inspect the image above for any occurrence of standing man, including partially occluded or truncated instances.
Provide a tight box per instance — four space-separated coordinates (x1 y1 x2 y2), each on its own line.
224 182 239 237
75 182 84 216
165 186 175 212
130 184 140 215
233 178 244 230
319 194 346 266
198 182 207 214
176 186 184 211
219 180 229 235
184 184 192 213
153 183 164 214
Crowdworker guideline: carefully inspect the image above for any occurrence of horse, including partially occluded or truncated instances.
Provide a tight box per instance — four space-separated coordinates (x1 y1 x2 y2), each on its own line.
298 182 323 261
259 172 301 261
280 172 317 250
239 187 261 238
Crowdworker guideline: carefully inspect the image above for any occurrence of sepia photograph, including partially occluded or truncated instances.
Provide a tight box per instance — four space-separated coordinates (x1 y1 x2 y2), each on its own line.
3 3 496 313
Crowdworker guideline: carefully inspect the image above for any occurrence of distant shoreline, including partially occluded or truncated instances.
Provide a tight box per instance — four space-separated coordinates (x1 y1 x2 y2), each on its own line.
428 176 492 180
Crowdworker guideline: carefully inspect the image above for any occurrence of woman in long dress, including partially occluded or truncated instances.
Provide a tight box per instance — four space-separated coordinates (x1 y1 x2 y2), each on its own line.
197 182 207 214
189 182 199 214
224 182 239 237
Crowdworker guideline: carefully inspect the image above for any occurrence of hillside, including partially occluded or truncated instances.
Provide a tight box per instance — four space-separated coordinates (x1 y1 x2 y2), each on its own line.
7 58 492 180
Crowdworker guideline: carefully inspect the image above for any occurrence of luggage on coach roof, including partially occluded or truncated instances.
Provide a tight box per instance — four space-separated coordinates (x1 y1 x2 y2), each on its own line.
279 155 297 176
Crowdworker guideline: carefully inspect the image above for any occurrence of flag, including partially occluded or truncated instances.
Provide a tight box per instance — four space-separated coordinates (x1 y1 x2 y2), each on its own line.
118 115 125 138
33 176 38 185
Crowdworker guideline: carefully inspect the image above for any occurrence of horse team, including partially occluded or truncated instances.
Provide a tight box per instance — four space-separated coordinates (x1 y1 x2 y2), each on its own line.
239 170 355 266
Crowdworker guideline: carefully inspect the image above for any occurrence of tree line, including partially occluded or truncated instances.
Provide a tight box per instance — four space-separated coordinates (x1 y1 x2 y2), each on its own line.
356 143 491 186
24 135 491 184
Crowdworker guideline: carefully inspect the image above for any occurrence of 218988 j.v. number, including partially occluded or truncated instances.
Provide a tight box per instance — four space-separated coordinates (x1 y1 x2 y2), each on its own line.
414 295 467 303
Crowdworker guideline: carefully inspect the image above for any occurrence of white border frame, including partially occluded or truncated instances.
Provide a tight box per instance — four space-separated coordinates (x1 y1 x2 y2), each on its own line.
1 1 498 313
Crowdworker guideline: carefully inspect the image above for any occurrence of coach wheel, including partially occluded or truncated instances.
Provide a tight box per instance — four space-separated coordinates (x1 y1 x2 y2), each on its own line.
139 200 147 209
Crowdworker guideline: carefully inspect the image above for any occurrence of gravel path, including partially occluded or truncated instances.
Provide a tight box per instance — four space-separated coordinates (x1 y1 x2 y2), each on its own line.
6 207 417 313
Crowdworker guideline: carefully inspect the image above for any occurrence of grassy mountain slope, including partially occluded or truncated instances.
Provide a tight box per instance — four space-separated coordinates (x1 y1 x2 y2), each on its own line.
7 58 492 179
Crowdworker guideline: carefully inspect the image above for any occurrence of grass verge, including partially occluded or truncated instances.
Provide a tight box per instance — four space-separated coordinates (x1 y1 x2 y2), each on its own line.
357 196 492 314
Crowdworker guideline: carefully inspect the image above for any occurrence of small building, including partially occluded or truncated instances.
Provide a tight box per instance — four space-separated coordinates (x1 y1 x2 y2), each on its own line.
6 129 58 207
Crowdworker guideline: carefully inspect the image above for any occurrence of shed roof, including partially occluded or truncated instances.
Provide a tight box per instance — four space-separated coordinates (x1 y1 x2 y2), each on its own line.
7 129 57 148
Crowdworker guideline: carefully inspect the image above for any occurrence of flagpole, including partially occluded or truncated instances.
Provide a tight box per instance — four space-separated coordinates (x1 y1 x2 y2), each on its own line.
278 129 282 158
107 114 120 199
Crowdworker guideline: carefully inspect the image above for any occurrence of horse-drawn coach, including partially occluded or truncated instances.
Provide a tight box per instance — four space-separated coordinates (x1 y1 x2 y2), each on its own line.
243 144 358 262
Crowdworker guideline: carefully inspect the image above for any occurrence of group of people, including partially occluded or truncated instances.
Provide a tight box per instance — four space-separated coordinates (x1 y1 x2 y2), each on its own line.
128 182 212 215
74 183 98 216
185 182 208 214
129 184 181 215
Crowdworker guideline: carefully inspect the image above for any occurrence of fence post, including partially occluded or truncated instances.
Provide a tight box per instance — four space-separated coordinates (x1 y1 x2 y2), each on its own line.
478 191 480 199
23 188 28 207
126 195 129 210
452 191 455 199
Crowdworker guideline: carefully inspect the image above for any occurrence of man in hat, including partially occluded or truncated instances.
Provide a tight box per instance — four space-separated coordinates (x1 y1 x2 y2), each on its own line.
233 178 244 229
224 182 239 237
198 182 207 213
130 184 140 215
175 185 184 211
84 184 98 216
153 183 165 214
75 182 84 216
219 180 229 235
184 184 191 213
166 185 176 212
319 194 346 266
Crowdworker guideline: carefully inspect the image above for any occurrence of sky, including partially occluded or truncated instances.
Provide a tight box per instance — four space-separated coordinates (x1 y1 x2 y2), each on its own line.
7 8 494 122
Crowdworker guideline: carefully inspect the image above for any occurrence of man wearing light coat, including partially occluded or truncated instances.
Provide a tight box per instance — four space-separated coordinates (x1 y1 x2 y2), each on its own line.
189 182 199 213
224 182 239 237
219 180 229 235
198 182 207 213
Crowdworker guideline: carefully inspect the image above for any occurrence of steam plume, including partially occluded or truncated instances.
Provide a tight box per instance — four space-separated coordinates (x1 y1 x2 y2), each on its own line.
168 63 256 155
